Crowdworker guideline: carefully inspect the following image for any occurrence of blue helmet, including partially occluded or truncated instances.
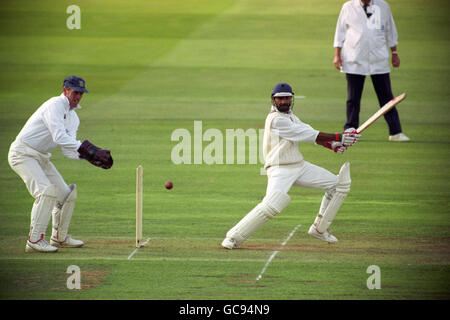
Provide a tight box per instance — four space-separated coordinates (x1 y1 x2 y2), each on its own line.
271 82 294 98
271 83 295 112
63 75 89 93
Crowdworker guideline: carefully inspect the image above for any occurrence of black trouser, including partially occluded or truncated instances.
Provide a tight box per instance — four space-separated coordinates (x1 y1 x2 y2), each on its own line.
345 73 402 135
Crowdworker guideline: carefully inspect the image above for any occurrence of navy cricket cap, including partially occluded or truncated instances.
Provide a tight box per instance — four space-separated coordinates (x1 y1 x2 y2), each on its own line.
63 76 89 93
271 83 294 97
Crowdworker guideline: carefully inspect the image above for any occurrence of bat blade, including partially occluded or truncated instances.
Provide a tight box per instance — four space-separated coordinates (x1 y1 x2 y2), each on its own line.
356 93 406 134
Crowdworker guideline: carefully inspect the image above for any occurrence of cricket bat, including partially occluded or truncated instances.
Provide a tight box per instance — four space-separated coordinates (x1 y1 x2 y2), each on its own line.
356 93 406 134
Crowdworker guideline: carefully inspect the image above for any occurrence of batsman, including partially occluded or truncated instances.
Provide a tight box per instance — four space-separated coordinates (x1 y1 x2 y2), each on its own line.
222 83 361 249
8 76 113 253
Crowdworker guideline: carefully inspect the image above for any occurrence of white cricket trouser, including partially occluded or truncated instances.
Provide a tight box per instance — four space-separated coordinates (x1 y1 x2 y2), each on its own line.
225 161 339 245
8 140 73 242
8 140 71 201
266 161 338 195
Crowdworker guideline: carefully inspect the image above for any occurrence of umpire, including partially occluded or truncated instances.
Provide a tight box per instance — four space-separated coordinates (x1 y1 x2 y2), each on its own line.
333 0 410 142
8 76 113 252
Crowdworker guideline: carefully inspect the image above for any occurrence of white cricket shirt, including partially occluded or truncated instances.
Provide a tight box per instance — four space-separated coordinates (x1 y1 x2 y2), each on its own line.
271 107 319 143
16 93 82 160
263 106 319 169
334 0 398 75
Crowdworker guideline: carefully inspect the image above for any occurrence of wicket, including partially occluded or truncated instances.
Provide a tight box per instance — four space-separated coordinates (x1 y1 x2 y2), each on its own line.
136 165 143 248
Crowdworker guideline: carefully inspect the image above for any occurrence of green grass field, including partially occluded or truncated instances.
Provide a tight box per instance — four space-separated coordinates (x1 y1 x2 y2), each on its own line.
0 0 449 301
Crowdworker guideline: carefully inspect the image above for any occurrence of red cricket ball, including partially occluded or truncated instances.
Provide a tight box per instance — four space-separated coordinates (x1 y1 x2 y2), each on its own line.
165 181 173 190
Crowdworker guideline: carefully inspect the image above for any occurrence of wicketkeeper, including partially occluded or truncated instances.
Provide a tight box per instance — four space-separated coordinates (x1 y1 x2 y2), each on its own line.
8 76 113 253
222 83 361 249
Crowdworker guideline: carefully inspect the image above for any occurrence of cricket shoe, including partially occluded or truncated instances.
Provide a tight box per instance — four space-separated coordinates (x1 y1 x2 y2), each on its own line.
50 235 84 248
389 132 410 142
308 225 338 244
25 239 58 253
221 237 237 250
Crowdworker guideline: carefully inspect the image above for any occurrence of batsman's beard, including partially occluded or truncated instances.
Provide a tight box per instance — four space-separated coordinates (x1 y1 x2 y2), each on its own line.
275 103 292 113
273 96 295 113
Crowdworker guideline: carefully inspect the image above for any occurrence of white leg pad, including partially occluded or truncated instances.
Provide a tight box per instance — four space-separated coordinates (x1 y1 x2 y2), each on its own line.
52 184 77 241
315 162 351 233
29 185 57 243
318 189 334 215
226 190 290 246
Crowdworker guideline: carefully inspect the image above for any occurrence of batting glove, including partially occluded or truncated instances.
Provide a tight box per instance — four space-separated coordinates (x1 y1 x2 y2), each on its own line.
324 141 347 154
339 127 361 147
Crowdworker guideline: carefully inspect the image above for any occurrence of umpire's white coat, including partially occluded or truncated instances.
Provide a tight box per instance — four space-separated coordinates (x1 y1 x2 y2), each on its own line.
334 0 398 75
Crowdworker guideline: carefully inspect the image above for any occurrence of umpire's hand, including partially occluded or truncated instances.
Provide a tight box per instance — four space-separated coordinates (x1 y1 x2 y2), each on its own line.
392 53 400 68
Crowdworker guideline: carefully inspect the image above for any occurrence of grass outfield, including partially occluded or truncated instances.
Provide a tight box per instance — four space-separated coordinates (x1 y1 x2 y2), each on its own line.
0 0 449 300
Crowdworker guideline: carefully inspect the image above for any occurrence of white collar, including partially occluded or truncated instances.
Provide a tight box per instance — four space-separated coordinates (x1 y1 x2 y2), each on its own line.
60 93 82 110
360 0 373 6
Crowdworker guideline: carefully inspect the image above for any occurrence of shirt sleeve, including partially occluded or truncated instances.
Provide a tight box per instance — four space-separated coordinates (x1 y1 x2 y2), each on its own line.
41 101 82 152
333 5 346 47
61 112 82 160
61 146 82 160
385 5 398 48
272 116 319 143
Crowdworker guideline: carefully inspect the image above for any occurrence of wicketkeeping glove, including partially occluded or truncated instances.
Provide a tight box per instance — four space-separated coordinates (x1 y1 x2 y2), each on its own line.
78 140 113 169
324 141 347 154
339 127 361 147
